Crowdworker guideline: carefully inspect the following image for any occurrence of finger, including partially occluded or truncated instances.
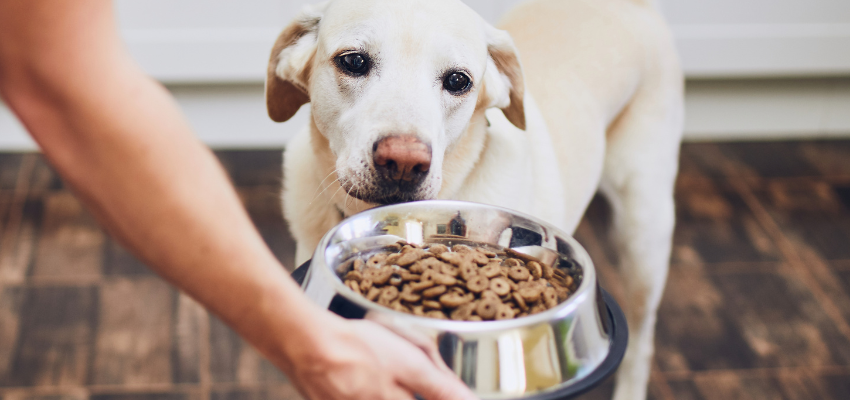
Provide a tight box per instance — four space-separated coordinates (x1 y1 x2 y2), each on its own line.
365 313 451 373
386 386 418 400
396 354 478 400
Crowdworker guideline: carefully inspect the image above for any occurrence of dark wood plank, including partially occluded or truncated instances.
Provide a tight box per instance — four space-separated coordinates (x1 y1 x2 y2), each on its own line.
171 293 204 384
748 179 850 328
0 197 40 284
668 372 835 400
30 192 104 280
576 173 784 269
0 287 24 382
90 278 175 385
754 180 850 260
102 240 152 277
656 267 850 372
209 316 286 385
0 154 24 191
798 141 850 178
565 375 664 400
2 394 88 400
715 142 823 178
655 265 760 372
665 379 705 400
239 188 295 272
210 387 302 400
816 372 850 399
679 141 830 179
89 392 189 400
678 143 755 179
673 174 782 264
2 286 97 387
836 184 850 212
27 155 65 198
215 150 283 188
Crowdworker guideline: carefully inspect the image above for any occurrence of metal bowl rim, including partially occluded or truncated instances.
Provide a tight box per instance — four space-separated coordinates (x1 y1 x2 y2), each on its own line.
311 199 599 333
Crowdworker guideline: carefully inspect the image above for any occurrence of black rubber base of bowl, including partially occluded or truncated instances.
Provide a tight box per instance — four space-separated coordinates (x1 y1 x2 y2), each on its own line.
291 261 628 400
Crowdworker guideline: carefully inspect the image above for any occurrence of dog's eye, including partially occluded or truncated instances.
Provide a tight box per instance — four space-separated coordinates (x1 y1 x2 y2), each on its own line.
338 53 370 75
443 72 471 93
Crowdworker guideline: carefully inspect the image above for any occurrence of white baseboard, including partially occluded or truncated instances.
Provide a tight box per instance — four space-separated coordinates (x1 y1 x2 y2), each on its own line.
0 105 33 151
683 78 850 141
675 24 850 78
0 84 309 151
2 79 849 152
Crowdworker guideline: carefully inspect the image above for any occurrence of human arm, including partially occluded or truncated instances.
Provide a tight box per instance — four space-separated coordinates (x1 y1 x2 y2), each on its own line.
0 1 475 399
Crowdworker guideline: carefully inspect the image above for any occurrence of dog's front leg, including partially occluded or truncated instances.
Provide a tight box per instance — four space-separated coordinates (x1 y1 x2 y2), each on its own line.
601 85 682 400
603 177 674 400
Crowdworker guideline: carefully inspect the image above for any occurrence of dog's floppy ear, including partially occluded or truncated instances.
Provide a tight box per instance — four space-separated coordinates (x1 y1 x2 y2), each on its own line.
480 26 526 131
266 3 327 122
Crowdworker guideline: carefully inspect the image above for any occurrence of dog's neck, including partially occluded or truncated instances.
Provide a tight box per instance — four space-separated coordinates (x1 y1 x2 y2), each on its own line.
306 110 491 217
437 109 489 200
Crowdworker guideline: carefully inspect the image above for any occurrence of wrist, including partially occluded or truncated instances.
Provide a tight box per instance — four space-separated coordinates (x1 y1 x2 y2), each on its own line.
236 269 341 375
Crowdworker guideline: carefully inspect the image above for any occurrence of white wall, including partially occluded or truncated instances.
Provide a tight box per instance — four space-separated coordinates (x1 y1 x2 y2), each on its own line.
114 0 850 82
2 0 849 150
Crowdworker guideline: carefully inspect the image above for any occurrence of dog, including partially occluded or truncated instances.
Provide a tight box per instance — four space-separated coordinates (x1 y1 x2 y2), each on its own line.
265 0 683 398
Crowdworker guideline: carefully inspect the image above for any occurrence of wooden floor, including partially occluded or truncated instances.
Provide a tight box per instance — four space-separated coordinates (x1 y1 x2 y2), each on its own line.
1 141 850 400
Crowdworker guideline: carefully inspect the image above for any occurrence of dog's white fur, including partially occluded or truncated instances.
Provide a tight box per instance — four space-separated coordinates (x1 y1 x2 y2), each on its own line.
266 0 683 399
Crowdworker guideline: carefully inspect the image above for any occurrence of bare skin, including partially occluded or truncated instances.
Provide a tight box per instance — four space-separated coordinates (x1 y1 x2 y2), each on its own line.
0 1 476 399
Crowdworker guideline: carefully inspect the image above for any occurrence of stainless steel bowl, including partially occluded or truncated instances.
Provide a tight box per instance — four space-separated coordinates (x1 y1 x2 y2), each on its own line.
301 200 618 399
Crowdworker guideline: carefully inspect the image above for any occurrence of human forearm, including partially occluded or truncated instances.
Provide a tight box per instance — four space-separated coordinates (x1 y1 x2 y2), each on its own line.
0 0 324 373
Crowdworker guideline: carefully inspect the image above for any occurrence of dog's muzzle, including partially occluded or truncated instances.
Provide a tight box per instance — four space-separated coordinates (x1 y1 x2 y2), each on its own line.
365 135 432 204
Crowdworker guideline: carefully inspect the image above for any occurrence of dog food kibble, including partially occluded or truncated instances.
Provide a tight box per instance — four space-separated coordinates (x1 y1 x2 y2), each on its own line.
476 298 501 320
508 265 531 281
422 285 447 298
366 287 381 301
379 286 399 304
341 240 579 320
477 261 495 275
489 277 512 296
466 275 490 293
440 291 471 308
495 304 516 320
450 302 477 320
423 300 443 310
528 261 543 279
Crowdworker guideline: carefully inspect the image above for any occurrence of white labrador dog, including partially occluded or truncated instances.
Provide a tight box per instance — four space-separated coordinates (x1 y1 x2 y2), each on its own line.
266 0 683 398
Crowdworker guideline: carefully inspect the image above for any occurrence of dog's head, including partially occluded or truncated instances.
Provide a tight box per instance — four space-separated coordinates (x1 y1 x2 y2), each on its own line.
266 0 525 205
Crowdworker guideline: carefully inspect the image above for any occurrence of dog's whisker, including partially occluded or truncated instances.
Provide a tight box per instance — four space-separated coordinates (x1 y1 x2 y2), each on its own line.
327 180 346 208
355 187 364 212
311 175 340 205
315 168 339 193
310 178 339 206
310 169 340 202
344 182 356 213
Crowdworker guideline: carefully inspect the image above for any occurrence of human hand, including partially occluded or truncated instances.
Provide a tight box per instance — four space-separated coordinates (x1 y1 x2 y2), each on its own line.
284 313 479 400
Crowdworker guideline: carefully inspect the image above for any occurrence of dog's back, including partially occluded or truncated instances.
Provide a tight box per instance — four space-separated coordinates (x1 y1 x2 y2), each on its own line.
498 0 683 231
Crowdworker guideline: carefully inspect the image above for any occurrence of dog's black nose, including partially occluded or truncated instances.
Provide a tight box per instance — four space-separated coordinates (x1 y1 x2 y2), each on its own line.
373 135 431 186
